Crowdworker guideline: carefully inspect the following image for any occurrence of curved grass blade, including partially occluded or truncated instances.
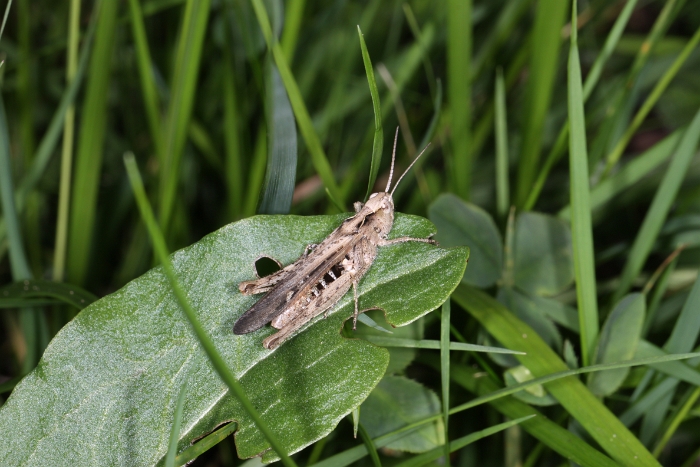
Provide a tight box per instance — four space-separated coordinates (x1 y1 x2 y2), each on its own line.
124 154 298 467
395 415 535 467
0 279 98 310
258 61 297 214
362 336 523 355
611 108 700 304
165 382 187 467
250 0 344 210
358 26 383 202
567 4 598 365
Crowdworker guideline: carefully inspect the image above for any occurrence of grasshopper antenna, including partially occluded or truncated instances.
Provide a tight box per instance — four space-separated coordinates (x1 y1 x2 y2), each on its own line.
390 142 431 196
385 127 400 192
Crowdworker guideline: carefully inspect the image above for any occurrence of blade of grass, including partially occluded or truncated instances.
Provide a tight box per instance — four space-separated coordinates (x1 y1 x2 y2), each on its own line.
602 25 700 178
157 0 211 236
395 416 535 467
611 108 700 304
280 0 306 63
357 26 383 202
124 153 297 467
567 2 598 366
250 0 344 210
52 0 82 282
446 0 471 199
494 68 509 218
654 386 700 457
258 60 297 214
0 92 39 372
558 130 681 220
524 0 640 210
357 423 381 467
164 381 187 467
453 284 662 466
440 300 451 465
168 421 238 467
0 4 96 263
361 336 524 354
514 0 568 207
222 22 243 221
127 0 165 161
65 0 119 285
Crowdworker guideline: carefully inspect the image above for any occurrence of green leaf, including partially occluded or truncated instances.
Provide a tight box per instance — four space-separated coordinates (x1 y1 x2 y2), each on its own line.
428 194 502 288
361 376 444 453
513 212 573 296
588 293 645 397
0 214 467 465
497 287 562 350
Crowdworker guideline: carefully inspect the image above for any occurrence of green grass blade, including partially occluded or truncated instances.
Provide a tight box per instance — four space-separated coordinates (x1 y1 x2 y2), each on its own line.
123 153 298 467
361 336 523 354
250 0 344 210
494 68 509 218
567 5 598 366
222 34 243 221
611 108 700 304
453 284 661 466
66 0 119 285
395 416 535 467
157 0 211 235
52 0 83 282
523 0 640 211
258 61 297 214
558 130 681 220
357 423 381 467
280 0 306 63
440 300 451 465
514 0 568 206
164 381 187 467
653 386 700 456
603 26 700 177
446 0 472 199
357 26 383 202
127 0 165 161
169 422 237 466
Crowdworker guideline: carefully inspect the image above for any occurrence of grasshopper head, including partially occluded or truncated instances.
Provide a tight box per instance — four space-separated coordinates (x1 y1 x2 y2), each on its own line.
363 192 395 237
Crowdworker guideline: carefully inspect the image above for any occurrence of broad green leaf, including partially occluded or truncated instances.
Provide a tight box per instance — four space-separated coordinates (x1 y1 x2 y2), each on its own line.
503 365 557 406
361 375 444 453
588 293 645 396
428 194 502 288
0 213 467 466
513 212 573 296
497 287 562 350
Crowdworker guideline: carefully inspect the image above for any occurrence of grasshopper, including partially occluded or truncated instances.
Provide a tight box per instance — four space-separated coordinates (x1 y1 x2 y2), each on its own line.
233 129 436 349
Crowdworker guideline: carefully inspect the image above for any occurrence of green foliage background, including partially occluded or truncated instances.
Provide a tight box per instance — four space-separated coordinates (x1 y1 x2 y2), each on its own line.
2 0 700 466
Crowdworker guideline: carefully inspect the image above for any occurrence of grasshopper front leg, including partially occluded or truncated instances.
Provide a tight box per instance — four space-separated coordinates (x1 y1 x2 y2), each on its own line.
378 236 438 247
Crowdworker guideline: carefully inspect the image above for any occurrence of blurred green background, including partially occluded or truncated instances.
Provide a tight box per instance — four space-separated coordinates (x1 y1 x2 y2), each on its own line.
3 0 700 465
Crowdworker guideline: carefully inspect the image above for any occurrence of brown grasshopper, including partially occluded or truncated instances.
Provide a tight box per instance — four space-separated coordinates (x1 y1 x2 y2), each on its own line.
233 129 436 349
